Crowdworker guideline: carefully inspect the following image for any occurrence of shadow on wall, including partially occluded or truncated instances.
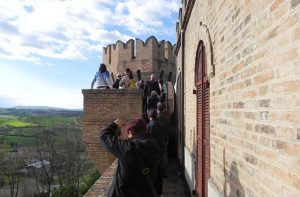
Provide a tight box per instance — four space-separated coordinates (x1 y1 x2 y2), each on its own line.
223 150 245 197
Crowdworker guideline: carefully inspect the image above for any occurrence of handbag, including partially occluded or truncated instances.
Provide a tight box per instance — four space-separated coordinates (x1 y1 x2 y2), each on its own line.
131 142 158 197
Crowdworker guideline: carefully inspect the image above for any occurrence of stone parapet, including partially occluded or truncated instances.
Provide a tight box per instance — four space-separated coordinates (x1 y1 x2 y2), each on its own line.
84 160 117 197
82 89 143 174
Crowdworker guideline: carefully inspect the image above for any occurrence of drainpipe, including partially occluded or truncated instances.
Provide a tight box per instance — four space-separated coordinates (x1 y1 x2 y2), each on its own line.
181 28 185 172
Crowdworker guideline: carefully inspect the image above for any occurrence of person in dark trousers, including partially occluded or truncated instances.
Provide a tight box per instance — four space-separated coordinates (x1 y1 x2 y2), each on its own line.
112 73 122 89
144 74 161 97
147 109 166 196
100 118 161 197
147 91 159 112
157 102 172 177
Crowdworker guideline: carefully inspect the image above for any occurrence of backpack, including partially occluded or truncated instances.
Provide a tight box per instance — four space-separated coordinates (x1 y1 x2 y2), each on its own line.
128 80 136 89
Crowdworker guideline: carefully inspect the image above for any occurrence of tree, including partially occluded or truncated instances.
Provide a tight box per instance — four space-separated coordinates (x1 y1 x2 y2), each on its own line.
3 151 25 197
63 136 87 195
0 143 9 187
33 130 59 196
33 130 88 197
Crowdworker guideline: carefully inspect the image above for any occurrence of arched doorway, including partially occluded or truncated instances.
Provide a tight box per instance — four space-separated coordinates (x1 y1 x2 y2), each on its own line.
195 41 210 197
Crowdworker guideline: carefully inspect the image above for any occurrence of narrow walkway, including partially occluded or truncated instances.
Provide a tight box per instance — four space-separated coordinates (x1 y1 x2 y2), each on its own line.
84 159 191 197
163 159 191 197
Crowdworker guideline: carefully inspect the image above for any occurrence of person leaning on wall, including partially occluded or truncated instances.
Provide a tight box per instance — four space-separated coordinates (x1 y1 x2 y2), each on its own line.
119 68 131 89
112 73 122 89
91 63 112 89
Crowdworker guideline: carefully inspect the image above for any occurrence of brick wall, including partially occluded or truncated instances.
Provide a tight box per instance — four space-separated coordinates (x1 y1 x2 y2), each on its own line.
84 160 117 197
82 89 143 174
176 0 300 196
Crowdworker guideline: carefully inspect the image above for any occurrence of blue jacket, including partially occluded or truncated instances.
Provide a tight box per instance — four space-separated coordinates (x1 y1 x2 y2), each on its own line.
91 71 112 88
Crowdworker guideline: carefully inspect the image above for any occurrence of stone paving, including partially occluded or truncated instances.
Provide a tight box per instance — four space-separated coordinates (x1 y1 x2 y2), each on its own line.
162 159 191 197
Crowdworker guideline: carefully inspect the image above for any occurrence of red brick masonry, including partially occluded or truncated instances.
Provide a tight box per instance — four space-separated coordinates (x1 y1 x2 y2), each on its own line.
82 89 143 173
84 160 118 197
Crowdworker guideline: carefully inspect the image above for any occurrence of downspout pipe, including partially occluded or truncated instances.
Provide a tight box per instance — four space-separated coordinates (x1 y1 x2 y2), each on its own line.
181 28 185 172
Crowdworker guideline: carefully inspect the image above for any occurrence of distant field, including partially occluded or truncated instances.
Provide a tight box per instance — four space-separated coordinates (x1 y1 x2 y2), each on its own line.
0 115 18 119
0 108 82 146
0 117 34 128
24 116 78 126
0 135 35 145
0 116 79 128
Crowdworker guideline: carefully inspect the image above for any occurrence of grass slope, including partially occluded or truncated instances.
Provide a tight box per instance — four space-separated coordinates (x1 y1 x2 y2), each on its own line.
0 117 33 128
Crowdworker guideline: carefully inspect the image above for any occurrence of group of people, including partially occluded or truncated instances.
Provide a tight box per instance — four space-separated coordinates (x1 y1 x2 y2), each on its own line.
143 74 167 112
90 63 139 90
91 63 168 113
100 101 173 197
92 63 174 196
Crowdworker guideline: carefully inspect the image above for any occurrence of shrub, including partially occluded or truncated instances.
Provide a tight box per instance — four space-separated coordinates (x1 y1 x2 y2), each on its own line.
52 185 79 197
79 168 100 195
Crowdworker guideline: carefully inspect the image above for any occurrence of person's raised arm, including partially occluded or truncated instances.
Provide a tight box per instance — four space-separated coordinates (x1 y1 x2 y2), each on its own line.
91 75 96 89
100 119 127 158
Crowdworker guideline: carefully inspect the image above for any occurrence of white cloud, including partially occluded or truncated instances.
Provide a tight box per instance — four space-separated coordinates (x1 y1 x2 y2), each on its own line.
0 0 180 63
0 65 82 109
114 0 180 34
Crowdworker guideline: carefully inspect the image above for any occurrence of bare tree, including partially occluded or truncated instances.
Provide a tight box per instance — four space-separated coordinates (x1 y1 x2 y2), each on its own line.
4 151 24 197
57 134 87 196
0 143 9 188
33 130 60 196
30 128 89 196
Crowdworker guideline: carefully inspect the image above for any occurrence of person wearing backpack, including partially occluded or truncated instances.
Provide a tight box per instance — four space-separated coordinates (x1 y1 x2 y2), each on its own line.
100 118 161 197
127 70 137 89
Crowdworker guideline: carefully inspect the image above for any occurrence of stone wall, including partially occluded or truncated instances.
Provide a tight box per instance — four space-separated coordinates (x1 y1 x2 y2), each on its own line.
103 36 177 83
82 89 143 174
176 0 300 196
84 160 117 197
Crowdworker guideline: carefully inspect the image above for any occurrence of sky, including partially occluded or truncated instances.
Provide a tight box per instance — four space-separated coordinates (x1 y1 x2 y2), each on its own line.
0 0 180 109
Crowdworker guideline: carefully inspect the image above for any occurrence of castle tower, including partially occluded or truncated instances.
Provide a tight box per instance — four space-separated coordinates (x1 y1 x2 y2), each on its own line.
103 36 176 83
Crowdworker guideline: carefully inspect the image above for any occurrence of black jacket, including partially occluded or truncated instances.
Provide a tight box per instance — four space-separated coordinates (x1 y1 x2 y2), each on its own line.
112 79 121 89
147 96 159 111
100 122 161 197
147 120 166 154
144 81 161 97
157 112 172 144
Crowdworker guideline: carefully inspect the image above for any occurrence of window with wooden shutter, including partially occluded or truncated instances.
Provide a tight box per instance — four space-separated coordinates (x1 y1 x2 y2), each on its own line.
195 41 210 197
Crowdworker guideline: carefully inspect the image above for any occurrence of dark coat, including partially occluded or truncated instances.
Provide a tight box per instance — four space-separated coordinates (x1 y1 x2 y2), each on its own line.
112 78 120 89
157 112 172 144
146 119 165 195
147 96 159 111
144 81 161 97
147 119 166 154
100 122 161 197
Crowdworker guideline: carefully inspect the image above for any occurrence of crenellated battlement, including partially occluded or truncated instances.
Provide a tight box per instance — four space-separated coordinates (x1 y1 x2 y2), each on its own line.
103 36 176 83
103 36 175 62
